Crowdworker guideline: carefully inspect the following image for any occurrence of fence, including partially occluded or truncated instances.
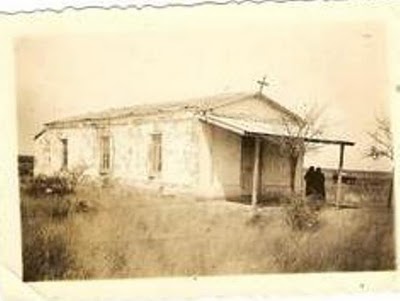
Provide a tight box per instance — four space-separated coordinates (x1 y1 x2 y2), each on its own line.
322 169 393 208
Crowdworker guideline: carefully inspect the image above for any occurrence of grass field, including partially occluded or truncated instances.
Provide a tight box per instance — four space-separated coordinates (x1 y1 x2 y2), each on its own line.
20 184 395 281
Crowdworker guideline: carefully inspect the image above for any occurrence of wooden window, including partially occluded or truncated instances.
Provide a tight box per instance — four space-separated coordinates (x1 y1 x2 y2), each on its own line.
149 133 162 178
61 138 68 169
100 136 111 173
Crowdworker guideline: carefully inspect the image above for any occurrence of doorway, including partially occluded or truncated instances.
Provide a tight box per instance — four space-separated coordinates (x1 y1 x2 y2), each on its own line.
241 136 263 197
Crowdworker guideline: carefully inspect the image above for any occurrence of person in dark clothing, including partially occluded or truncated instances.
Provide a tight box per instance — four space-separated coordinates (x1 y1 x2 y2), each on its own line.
304 166 316 196
314 167 326 201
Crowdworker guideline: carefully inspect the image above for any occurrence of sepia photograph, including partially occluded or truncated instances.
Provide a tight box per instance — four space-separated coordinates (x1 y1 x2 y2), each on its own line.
13 3 396 283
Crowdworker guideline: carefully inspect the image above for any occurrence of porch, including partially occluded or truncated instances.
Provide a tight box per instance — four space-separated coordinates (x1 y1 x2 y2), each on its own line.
199 113 355 208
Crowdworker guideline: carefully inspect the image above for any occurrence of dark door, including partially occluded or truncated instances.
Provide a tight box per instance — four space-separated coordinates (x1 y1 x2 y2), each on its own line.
241 137 263 197
241 137 255 196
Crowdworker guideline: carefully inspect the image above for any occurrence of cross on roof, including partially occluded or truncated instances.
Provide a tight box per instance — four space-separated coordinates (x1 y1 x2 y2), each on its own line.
257 76 269 95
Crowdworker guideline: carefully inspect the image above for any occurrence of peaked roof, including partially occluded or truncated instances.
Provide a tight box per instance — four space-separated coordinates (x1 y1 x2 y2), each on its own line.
45 92 303 126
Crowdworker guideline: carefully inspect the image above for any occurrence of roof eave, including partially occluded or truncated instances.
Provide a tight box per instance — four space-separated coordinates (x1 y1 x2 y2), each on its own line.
34 129 46 140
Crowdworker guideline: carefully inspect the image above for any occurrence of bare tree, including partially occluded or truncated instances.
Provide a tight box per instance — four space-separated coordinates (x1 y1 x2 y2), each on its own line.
367 116 393 160
367 115 394 208
267 103 327 193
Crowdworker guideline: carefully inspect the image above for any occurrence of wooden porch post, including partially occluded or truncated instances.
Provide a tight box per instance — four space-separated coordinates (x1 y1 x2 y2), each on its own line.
251 137 261 211
335 143 345 209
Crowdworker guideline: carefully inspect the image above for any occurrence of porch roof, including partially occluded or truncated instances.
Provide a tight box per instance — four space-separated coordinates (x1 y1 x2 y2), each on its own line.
198 114 355 146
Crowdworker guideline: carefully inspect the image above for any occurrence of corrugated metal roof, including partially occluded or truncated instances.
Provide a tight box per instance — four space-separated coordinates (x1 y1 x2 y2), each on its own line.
198 114 284 136
199 114 354 146
45 92 303 126
45 93 251 125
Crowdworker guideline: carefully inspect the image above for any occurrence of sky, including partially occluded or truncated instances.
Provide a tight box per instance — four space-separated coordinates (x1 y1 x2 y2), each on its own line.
15 6 392 171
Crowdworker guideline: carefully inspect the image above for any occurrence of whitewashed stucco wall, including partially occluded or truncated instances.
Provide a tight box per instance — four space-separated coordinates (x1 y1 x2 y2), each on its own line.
35 115 199 194
213 98 284 122
111 117 198 191
34 127 98 176
195 121 242 199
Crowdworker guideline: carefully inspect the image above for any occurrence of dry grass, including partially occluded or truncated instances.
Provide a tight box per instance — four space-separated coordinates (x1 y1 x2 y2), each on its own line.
20 185 395 281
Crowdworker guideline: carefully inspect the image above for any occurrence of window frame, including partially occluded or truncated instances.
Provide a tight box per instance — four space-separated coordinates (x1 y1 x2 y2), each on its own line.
100 135 112 174
148 133 162 179
61 138 68 170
